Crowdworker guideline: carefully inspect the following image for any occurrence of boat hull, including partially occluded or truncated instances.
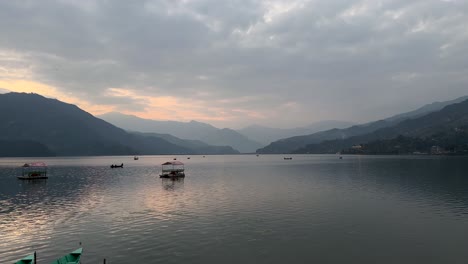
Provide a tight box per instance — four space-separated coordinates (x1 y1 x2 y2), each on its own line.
17 176 48 180
50 248 82 264
14 253 35 264
160 173 185 178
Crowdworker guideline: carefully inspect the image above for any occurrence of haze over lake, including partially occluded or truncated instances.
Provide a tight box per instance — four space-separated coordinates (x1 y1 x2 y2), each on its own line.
1 155 468 263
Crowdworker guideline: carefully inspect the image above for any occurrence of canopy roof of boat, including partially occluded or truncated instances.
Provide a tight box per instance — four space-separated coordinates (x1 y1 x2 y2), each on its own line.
162 161 184 165
22 162 47 167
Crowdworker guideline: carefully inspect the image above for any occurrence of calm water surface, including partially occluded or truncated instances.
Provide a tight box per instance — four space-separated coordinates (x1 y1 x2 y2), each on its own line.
1 155 468 263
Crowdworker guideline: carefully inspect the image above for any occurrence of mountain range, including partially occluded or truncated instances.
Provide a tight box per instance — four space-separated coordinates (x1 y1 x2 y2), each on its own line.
2 92 467 157
98 112 263 153
294 98 468 154
236 120 355 145
257 95 468 154
0 93 238 156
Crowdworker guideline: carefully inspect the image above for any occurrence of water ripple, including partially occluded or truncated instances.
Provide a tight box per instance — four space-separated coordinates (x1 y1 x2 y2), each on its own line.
1 155 468 263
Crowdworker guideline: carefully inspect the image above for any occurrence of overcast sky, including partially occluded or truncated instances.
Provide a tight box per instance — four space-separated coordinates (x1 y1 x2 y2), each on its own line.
0 0 467 129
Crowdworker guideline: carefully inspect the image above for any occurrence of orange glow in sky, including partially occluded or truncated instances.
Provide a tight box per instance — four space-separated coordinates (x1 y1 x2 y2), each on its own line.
0 79 260 126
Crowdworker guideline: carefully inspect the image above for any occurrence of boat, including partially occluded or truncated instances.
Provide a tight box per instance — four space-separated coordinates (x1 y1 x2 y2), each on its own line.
50 248 82 264
284 157 293 160
17 162 48 180
160 161 185 178
134 156 139 160
14 252 35 264
110 163 124 168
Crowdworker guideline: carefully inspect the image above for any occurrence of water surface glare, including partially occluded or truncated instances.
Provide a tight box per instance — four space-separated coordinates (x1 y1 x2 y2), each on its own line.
1 155 468 263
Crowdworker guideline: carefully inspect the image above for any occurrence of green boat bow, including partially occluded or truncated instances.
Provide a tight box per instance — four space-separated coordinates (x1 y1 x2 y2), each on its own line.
50 248 82 264
14 253 35 264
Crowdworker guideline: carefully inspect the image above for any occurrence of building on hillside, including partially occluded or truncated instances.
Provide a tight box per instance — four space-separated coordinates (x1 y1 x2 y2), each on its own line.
431 145 444 155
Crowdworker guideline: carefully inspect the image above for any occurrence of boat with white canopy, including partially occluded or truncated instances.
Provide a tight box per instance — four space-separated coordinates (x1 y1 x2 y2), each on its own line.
17 162 48 180
160 161 185 178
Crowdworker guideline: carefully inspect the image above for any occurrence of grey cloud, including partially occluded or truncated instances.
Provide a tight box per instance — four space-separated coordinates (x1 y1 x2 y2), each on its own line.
0 0 467 127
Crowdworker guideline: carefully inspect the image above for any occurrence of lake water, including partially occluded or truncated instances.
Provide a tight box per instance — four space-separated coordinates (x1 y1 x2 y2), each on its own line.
1 155 468 263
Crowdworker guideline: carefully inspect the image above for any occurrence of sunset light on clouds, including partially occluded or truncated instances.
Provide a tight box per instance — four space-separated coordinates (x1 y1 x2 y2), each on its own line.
0 0 467 128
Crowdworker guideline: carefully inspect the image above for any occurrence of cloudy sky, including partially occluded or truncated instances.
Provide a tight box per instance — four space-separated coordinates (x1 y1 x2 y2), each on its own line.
0 0 467 128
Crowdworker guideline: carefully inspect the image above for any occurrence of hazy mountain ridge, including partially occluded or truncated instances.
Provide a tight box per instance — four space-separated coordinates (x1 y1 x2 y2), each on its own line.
99 112 263 153
0 140 55 157
257 95 468 154
0 93 237 156
293 99 468 154
130 132 240 154
237 120 356 145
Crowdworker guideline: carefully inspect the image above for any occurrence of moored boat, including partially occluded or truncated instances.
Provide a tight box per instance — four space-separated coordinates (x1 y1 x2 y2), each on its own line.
134 156 139 160
160 161 185 178
14 252 35 264
17 162 48 180
50 248 82 264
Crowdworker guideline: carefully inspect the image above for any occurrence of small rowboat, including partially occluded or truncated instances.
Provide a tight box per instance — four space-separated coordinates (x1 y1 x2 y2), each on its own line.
50 248 82 264
14 252 35 264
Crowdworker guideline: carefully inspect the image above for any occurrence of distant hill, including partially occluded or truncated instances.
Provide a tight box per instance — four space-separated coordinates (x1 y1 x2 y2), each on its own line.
257 95 468 154
98 112 263 153
237 120 355 145
0 93 237 156
130 132 239 155
294 99 468 154
0 140 55 157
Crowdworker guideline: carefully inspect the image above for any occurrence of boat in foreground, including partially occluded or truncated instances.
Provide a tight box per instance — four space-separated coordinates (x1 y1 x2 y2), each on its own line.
14 252 35 264
50 248 82 264
160 161 185 178
17 162 48 180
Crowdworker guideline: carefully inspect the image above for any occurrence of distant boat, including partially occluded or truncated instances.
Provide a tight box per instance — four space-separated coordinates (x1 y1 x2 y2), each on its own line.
173 158 177 160
284 157 293 160
160 161 185 178
50 248 82 264
187 157 190 159
134 156 139 160
17 162 48 180
110 163 124 168
14 252 35 264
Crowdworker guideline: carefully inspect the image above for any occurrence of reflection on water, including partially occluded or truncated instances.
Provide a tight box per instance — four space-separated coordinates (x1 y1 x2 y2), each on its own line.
0 155 468 263
161 178 185 191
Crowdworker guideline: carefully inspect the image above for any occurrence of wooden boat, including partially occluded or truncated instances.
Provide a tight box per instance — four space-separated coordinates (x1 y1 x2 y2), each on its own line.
134 156 139 160
14 252 35 264
283 157 293 160
17 162 48 180
50 248 82 264
160 161 185 178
